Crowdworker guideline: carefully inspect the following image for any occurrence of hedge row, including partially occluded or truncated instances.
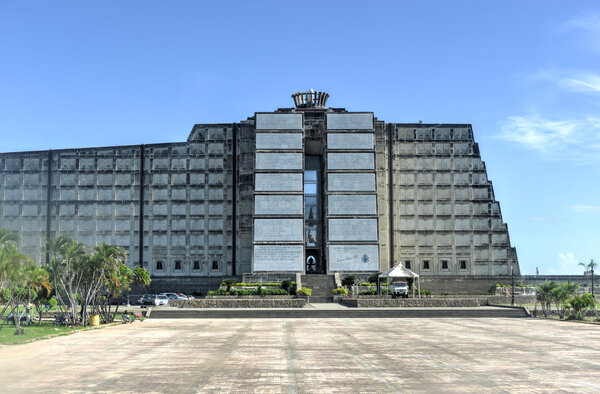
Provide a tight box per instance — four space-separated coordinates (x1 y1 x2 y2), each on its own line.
207 288 289 296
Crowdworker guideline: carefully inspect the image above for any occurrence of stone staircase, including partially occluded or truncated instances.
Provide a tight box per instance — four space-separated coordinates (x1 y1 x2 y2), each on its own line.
300 274 337 303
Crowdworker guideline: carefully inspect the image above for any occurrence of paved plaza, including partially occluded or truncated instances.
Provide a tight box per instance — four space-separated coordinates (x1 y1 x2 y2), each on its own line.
0 318 599 393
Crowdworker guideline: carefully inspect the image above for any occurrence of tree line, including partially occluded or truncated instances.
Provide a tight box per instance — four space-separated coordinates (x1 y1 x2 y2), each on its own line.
536 279 597 320
1 229 151 333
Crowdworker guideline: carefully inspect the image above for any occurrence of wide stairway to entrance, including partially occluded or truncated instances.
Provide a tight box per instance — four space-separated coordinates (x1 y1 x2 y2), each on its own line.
301 274 337 303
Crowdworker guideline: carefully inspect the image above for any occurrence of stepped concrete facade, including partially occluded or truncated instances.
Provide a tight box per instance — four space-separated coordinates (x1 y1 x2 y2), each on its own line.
0 91 519 293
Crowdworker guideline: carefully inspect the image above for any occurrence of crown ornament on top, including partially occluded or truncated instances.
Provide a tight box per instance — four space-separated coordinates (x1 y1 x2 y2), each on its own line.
291 89 329 108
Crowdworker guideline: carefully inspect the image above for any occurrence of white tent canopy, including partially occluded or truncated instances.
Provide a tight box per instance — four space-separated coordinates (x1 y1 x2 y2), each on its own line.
378 264 421 298
379 265 420 279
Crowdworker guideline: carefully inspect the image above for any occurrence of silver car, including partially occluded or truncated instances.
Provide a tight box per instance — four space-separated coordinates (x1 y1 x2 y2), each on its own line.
156 294 169 306
159 292 187 300
140 294 169 306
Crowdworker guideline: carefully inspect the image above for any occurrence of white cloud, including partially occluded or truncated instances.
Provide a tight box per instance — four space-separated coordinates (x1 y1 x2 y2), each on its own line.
531 69 600 95
562 12 600 52
557 252 581 273
558 72 600 94
569 205 600 213
498 113 600 162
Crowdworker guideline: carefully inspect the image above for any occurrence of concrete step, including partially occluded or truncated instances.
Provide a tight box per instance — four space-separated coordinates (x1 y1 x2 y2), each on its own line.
150 307 529 319
301 274 337 302
308 296 333 303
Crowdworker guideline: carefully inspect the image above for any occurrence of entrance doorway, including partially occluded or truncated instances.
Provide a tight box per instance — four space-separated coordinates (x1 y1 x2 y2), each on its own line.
305 250 324 274
305 156 324 274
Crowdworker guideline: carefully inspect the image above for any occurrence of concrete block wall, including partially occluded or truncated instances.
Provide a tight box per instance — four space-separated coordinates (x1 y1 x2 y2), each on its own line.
0 151 49 263
0 130 235 280
0 104 522 285
390 124 519 276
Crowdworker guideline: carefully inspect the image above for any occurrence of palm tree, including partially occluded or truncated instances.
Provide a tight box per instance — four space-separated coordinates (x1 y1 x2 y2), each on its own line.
0 244 31 332
82 244 128 324
0 229 20 293
0 229 19 246
551 281 577 318
46 235 87 324
0 242 28 294
579 259 597 299
22 263 52 325
536 281 557 317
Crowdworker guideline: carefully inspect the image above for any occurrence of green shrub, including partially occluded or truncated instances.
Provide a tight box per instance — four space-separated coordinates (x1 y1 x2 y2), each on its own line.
332 287 348 296
263 288 287 296
211 288 289 296
226 282 283 287
296 287 312 297
207 289 228 296
359 288 392 295
342 276 356 287
1 288 11 303
281 280 292 293
419 289 431 296
568 293 595 319
48 298 58 309
368 272 381 284
230 289 254 296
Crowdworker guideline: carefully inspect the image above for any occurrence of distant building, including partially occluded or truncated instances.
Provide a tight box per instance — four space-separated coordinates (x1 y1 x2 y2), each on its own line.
0 91 519 291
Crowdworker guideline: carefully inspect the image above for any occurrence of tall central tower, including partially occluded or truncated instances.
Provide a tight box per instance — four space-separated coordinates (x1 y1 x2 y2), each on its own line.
251 91 380 275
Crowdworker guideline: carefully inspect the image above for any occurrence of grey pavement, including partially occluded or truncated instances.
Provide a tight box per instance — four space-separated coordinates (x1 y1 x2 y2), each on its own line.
0 318 599 393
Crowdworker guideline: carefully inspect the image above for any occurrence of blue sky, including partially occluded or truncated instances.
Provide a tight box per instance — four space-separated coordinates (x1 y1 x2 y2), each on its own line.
1 1 598 274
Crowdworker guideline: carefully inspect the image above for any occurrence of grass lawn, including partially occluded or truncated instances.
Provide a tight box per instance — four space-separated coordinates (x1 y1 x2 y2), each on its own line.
0 322 83 345
0 319 124 345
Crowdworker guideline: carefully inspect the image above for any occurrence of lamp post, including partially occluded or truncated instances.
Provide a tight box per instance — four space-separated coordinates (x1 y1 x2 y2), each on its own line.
511 265 515 306
591 259 595 300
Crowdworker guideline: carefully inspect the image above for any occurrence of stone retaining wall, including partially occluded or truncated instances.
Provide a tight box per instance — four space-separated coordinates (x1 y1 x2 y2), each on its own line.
486 295 537 304
340 295 537 307
169 298 307 308
204 295 296 299
341 298 481 308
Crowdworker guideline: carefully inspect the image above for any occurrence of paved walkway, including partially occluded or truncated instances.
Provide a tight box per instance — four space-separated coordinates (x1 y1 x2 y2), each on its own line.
307 303 349 310
0 318 599 393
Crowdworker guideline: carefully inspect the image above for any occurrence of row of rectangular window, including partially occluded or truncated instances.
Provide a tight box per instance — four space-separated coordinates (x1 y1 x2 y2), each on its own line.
409 129 473 140
403 259 468 270
155 260 221 271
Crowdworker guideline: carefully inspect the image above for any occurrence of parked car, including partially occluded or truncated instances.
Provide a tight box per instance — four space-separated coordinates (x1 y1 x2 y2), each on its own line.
156 294 169 306
109 295 130 306
177 292 194 299
140 294 168 306
159 292 187 300
391 282 409 298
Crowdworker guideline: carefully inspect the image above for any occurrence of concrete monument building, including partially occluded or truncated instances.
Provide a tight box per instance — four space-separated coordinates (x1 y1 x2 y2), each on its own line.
0 91 519 292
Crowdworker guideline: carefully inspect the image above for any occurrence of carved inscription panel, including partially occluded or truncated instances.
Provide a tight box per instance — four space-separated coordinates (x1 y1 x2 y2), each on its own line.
326 113 373 130
256 153 303 170
328 245 379 271
255 173 303 192
327 173 375 192
327 195 377 215
256 133 303 150
253 245 304 271
327 153 374 170
254 218 304 241
256 113 303 130
328 218 378 241
255 195 303 216
327 133 374 150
